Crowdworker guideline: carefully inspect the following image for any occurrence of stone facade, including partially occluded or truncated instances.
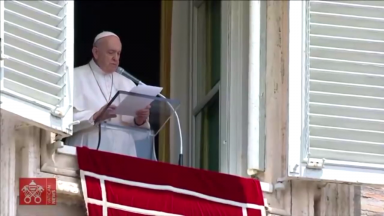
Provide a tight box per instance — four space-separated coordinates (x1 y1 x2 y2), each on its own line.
2 1 384 216
361 186 384 216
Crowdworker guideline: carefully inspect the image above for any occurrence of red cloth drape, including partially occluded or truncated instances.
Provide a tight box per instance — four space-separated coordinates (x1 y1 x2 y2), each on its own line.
77 147 265 216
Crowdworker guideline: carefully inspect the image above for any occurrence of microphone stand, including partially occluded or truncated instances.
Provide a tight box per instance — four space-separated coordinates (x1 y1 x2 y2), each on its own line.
138 81 183 166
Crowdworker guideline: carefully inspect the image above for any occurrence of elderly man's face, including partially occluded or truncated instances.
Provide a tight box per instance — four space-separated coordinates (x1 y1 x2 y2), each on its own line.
92 36 122 73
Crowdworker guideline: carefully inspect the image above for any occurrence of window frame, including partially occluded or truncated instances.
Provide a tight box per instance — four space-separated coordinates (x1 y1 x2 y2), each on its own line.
287 1 384 185
190 0 226 171
188 0 266 175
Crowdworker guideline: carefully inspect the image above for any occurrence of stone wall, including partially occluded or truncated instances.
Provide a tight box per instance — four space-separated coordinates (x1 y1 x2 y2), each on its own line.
17 193 86 216
361 186 384 216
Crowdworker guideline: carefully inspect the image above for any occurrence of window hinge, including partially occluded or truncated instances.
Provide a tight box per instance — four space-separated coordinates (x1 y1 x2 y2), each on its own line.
0 54 9 61
51 107 64 118
1 37 8 61
51 105 72 118
306 158 325 170
66 120 80 132
0 38 3 61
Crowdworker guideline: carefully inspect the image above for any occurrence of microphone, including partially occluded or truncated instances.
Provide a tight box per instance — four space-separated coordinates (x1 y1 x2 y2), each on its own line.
116 67 184 166
116 67 143 85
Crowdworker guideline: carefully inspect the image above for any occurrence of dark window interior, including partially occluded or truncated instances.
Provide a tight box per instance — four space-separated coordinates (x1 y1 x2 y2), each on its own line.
73 1 161 157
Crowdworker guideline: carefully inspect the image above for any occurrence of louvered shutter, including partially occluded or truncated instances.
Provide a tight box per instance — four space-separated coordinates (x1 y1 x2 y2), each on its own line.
288 0 384 185
307 0 384 166
0 1 74 136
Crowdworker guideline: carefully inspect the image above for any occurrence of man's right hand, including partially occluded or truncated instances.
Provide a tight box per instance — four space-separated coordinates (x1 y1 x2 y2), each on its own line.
93 104 117 122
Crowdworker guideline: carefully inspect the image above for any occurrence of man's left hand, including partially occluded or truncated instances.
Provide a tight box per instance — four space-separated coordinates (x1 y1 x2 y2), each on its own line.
135 105 151 125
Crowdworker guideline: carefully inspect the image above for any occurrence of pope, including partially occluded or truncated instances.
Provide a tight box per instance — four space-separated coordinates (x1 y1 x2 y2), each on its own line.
66 31 150 156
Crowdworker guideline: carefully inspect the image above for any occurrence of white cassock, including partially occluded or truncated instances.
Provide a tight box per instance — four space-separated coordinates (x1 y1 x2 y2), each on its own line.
65 59 150 156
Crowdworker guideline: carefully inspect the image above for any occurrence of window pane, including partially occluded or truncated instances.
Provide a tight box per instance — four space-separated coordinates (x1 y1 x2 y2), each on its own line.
195 1 221 103
195 93 220 171
206 0 221 93
195 1 208 102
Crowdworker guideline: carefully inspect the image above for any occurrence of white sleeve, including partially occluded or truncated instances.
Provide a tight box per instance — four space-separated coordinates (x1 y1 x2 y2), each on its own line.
72 108 97 133
72 66 99 133
122 116 150 129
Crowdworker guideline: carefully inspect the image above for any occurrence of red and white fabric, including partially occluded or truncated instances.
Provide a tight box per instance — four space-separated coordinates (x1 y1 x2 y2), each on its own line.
77 147 266 216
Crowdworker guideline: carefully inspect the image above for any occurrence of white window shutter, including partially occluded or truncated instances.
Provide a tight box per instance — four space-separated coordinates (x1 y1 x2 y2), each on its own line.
288 1 384 185
0 1 74 136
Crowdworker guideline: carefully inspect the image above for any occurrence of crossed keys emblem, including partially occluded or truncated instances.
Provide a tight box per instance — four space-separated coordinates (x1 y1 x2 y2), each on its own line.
21 180 44 204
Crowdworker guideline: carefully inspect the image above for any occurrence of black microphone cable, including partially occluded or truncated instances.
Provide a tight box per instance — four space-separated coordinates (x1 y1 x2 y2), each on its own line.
96 123 102 150
94 108 107 151
94 91 117 151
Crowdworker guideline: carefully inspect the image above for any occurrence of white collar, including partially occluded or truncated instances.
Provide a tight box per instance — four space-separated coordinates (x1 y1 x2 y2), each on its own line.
89 59 112 76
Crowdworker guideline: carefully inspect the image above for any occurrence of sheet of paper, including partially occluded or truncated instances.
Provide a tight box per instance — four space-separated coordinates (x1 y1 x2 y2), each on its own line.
115 85 163 116
130 85 163 97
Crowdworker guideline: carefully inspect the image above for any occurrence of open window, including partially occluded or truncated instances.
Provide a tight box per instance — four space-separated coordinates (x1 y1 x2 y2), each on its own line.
0 1 74 137
40 0 163 178
288 1 384 185
191 0 222 172
174 0 267 175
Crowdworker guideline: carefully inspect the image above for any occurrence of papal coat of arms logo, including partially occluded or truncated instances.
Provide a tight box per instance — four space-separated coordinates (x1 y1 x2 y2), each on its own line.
19 178 56 205
21 180 44 204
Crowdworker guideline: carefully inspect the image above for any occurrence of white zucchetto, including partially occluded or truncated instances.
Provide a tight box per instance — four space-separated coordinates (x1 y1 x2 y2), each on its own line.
93 31 118 43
